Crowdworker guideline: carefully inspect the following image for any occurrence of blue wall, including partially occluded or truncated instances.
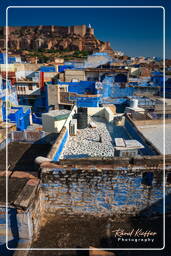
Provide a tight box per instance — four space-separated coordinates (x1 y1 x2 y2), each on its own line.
151 72 163 86
76 96 100 107
57 81 100 107
111 84 134 98
0 53 20 64
53 129 69 161
18 86 48 115
0 207 19 256
101 76 134 98
3 106 31 131
58 65 74 73
32 113 42 124
57 81 96 95
39 66 56 72
68 81 96 95
41 168 171 217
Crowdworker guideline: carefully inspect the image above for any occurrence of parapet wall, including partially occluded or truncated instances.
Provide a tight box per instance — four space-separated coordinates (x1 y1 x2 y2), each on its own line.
40 162 171 217
133 118 171 126
5 25 91 37
0 176 41 255
39 138 171 215
47 106 77 161
47 127 68 161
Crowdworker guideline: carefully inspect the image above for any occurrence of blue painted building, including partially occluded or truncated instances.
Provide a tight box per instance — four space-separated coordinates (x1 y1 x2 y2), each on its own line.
67 80 97 95
98 76 134 104
0 53 21 64
39 66 56 72
73 95 101 107
56 80 100 107
0 76 31 130
2 105 31 131
0 76 18 105
58 64 74 73
165 77 171 98
151 71 163 86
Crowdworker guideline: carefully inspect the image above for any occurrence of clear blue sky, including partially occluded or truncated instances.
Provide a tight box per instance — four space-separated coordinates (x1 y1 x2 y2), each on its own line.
0 0 171 58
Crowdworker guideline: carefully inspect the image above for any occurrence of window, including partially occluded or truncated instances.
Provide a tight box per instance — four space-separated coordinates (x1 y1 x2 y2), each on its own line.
121 151 129 157
60 87 67 92
141 172 153 186
28 84 33 90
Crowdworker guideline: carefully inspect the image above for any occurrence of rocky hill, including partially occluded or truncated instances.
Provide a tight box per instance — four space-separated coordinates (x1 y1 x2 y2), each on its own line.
0 25 114 54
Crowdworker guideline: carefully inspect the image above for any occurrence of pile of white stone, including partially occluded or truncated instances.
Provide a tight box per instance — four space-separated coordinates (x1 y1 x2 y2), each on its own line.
61 116 114 159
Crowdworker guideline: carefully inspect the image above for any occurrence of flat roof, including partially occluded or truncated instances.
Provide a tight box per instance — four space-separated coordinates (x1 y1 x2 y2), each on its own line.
138 123 171 155
0 122 16 128
16 80 39 83
43 109 71 117
0 142 52 172
61 116 131 159
28 213 164 252
0 176 27 204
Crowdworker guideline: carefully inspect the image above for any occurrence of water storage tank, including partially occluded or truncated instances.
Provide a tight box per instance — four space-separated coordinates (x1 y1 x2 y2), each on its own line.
77 107 88 129
130 99 138 108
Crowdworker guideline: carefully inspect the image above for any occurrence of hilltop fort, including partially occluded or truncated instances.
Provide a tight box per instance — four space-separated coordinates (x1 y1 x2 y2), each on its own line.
0 24 114 54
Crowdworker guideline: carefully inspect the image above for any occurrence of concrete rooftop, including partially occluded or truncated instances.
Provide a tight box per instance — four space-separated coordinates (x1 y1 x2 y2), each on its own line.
61 116 131 159
138 123 171 155
0 142 52 172
43 109 71 117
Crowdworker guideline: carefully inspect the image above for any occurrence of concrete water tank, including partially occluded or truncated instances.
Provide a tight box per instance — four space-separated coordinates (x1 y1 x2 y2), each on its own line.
77 107 88 129
130 99 138 108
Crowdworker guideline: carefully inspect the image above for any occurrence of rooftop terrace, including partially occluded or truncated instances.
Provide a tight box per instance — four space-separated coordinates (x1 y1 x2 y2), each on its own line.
138 122 171 155
61 116 131 159
0 142 52 172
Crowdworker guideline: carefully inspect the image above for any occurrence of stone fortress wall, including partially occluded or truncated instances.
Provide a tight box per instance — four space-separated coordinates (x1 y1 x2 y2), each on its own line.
1 24 94 37
0 25 97 51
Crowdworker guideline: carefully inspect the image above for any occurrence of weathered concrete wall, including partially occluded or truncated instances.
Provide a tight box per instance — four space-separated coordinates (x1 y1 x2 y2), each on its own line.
0 178 41 255
14 64 42 72
45 106 77 161
104 107 114 122
87 107 114 122
9 131 47 143
40 167 171 217
16 194 41 243
64 70 85 82
47 83 59 109
134 86 160 96
87 107 105 117
42 114 66 133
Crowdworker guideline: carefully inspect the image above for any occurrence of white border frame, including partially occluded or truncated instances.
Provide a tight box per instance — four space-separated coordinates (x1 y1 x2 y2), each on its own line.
5 5 165 251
